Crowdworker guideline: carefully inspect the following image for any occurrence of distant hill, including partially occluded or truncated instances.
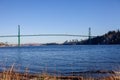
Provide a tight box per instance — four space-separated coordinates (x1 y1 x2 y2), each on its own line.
63 30 120 45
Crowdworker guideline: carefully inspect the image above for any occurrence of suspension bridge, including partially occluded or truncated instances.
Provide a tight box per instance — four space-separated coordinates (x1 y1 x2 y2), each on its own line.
0 25 95 47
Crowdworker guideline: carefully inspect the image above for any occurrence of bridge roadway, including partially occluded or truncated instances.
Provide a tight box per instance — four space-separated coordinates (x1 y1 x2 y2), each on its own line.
0 34 96 37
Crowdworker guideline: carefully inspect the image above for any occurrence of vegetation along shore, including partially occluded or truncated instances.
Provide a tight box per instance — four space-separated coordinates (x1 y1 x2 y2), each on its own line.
0 64 120 80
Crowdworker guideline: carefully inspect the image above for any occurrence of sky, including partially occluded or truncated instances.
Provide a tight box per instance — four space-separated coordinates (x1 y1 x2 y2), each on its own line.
0 0 120 44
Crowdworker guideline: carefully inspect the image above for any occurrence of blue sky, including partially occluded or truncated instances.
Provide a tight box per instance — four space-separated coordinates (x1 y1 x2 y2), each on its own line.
0 0 120 44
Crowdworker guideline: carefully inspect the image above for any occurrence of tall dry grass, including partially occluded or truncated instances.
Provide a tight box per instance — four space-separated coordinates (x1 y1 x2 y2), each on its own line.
0 64 120 80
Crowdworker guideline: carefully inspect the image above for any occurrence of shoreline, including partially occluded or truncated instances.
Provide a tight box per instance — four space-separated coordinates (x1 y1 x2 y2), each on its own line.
0 44 120 48
0 64 120 80
0 71 120 80
0 69 120 80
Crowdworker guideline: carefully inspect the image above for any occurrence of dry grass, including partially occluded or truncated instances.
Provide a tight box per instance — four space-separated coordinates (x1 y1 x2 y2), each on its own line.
0 64 120 80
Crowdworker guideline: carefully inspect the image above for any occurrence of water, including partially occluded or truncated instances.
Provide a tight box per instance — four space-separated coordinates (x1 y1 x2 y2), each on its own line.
0 45 120 76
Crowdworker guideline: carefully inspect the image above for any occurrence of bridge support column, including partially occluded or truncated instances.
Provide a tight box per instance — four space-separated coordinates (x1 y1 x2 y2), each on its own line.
18 25 20 47
88 27 91 44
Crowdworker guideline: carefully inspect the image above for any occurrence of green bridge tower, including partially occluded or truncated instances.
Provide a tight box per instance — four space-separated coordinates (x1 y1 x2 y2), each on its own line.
88 27 91 44
18 25 20 47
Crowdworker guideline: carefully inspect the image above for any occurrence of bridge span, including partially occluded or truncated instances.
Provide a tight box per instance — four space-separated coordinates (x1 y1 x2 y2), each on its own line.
0 25 96 46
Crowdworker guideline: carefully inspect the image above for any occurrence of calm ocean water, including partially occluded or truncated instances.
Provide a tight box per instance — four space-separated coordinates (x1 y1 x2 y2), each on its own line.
0 45 120 76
